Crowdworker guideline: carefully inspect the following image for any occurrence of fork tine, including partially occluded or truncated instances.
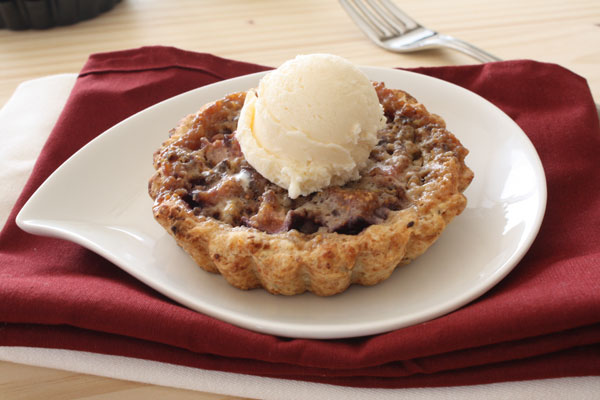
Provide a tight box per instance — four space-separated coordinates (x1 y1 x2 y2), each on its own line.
351 0 400 38
339 0 389 41
365 0 408 35
340 0 501 63
377 0 420 31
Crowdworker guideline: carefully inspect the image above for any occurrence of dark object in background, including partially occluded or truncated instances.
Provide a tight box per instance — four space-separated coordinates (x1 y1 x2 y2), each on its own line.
0 0 121 30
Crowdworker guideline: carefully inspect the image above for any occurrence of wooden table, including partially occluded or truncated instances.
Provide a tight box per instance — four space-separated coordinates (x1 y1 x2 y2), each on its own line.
1 0 599 398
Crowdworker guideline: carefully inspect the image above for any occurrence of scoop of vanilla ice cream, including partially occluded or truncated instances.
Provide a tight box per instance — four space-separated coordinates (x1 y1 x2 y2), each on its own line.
236 54 386 199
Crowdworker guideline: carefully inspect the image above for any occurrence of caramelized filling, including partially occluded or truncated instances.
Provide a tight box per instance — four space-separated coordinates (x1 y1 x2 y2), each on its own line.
153 83 469 235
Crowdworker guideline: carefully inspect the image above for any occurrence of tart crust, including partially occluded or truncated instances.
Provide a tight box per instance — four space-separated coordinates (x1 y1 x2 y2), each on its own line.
149 83 473 296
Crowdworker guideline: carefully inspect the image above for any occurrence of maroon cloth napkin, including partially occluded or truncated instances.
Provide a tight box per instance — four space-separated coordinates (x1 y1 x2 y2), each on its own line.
1 46 599 388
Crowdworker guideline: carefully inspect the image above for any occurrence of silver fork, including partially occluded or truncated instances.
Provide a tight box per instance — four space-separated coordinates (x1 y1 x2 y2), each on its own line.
339 0 501 63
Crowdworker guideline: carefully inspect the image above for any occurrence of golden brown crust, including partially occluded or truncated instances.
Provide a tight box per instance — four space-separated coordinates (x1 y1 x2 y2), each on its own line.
149 84 473 296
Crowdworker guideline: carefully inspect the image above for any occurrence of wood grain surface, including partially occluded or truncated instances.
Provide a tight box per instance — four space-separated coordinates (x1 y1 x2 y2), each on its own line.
1 0 599 106
1 0 599 398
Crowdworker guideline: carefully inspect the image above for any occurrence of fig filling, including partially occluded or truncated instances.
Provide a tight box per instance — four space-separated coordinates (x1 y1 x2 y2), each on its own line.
153 83 469 235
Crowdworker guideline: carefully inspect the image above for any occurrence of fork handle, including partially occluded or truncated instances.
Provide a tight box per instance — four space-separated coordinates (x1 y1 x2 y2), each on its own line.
435 34 501 63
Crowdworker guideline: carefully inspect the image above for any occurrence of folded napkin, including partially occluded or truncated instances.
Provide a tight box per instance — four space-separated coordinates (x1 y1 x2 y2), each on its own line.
0 46 599 389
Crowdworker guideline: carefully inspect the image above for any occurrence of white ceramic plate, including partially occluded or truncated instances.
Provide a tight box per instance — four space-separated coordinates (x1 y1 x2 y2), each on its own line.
16 67 546 339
